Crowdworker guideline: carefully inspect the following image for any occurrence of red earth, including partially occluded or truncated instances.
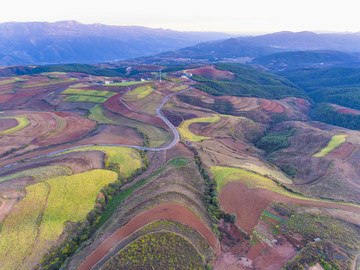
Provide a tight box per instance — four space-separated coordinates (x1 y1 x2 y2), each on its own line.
326 141 355 160
188 66 235 80
104 93 168 129
261 100 285 114
0 118 18 132
219 182 360 235
77 203 218 270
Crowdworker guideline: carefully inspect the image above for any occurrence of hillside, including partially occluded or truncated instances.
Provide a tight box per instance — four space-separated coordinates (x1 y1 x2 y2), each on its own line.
190 63 307 99
133 31 360 64
281 67 360 110
253 50 360 71
0 21 231 65
0 63 359 270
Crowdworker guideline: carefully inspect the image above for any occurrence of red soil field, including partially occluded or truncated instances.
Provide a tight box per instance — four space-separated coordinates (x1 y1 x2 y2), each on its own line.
34 112 96 146
261 100 285 114
75 125 142 146
218 138 248 153
188 66 235 80
0 94 15 103
165 143 194 162
77 203 218 270
104 93 168 129
331 104 360 115
219 182 360 234
337 108 360 115
326 141 355 160
0 118 17 132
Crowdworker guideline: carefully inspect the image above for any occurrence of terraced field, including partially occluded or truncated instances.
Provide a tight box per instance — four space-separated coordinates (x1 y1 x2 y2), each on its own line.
0 67 359 270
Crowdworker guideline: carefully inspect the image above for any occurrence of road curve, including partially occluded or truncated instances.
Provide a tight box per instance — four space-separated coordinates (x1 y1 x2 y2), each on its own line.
3 87 190 167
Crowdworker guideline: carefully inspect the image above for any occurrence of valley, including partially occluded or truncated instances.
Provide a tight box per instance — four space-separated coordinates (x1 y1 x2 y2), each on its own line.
0 60 359 270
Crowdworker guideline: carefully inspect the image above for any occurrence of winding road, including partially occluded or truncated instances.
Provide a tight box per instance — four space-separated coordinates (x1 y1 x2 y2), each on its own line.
3 87 190 167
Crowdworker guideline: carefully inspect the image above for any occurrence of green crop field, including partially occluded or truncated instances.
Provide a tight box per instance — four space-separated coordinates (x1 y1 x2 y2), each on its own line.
58 146 142 177
0 165 72 183
63 95 107 103
23 169 118 268
123 85 154 101
105 81 149 86
170 85 188 92
62 88 116 98
19 78 77 88
88 105 119 124
313 134 348 157
178 115 221 142
0 183 49 270
0 116 30 135
102 231 204 269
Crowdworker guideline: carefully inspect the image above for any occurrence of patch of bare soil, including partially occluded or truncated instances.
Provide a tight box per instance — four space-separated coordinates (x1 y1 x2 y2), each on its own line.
0 198 18 223
253 235 297 270
261 100 285 114
165 143 193 162
219 182 360 235
219 182 272 234
326 142 355 160
75 125 142 146
189 66 235 80
0 118 17 132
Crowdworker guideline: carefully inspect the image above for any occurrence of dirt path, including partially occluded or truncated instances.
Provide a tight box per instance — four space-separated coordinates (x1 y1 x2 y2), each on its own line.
77 203 217 270
352 254 360 270
2 88 191 169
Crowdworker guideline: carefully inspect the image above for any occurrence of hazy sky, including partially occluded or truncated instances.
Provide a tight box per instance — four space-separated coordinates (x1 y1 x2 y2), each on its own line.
2 0 360 34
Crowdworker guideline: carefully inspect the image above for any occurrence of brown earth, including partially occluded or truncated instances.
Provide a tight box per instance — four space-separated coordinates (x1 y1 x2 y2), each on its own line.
261 100 285 114
165 143 194 162
331 104 360 115
252 235 297 270
74 125 142 146
34 111 96 146
0 118 17 132
218 139 248 153
219 182 360 234
104 93 168 129
77 203 218 270
0 198 18 223
326 141 355 160
188 66 235 80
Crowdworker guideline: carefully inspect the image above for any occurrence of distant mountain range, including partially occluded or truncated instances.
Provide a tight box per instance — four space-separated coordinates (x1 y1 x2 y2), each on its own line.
136 31 360 67
0 21 231 66
2 22 360 67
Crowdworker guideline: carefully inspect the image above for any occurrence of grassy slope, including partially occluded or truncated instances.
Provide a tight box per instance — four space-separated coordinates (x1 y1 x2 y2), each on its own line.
178 115 221 142
0 183 49 270
63 95 107 103
123 85 154 101
62 88 117 98
24 170 118 268
313 134 347 157
0 165 72 183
